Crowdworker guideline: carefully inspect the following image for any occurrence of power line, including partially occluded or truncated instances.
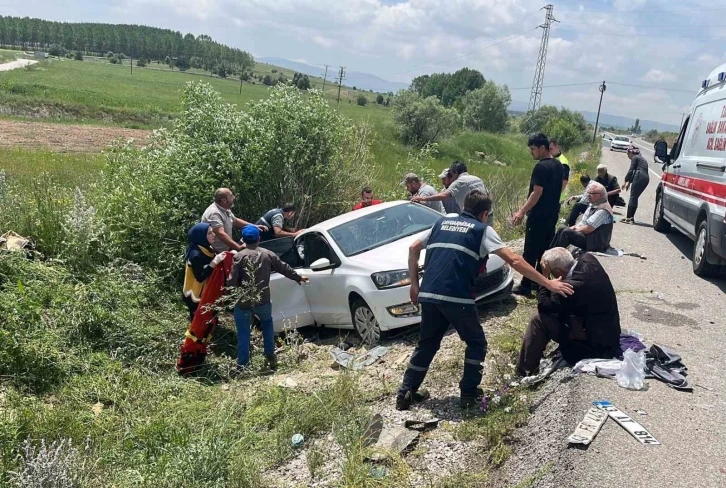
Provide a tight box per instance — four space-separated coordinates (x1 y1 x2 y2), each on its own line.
558 21 726 28
510 81 694 94
510 82 601 90
556 6 726 14
557 28 726 39
607 82 694 94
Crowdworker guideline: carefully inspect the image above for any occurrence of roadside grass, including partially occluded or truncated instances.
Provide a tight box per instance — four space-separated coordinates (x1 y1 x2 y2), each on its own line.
0 148 104 187
0 49 20 64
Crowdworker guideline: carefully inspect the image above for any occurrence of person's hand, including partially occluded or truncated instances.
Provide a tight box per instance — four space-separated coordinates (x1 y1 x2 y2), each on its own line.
566 196 577 205
411 195 425 203
512 210 525 226
294 229 305 237
230 250 238 255
298 276 309 285
210 253 226 268
256 225 268 232
547 277 574 297
541 261 551 279
409 282 420 305
622 182 630 191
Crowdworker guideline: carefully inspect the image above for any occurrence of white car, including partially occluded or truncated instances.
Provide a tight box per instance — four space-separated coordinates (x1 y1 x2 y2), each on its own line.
610 135 631 152
261 201 514 343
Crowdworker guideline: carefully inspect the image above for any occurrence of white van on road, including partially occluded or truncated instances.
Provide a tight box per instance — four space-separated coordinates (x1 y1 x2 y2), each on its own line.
654 63 726 276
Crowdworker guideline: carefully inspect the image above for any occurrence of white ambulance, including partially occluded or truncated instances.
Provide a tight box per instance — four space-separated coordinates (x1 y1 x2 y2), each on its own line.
654 63 726 277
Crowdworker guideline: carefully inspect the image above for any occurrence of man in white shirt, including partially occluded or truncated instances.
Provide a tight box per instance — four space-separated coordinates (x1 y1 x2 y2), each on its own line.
411 161 487 212
403 173 444 213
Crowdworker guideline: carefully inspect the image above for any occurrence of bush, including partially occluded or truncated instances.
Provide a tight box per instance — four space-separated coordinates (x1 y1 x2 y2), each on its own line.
106 51 114 59
523 106 589 149
109 56 119 65
461 81 511 133
73 51 83 61
393 91 460 147
376 94 384 105
262 74 272 86
98 82 374 277
356 95 368 106
48 44 66 57
271 69 277 73
136 57 147 68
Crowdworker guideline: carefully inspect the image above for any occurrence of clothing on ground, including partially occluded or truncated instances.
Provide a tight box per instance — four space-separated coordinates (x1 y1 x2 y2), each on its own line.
353 199 383 211
645 344 692 392
235 302 274 367
412 183 444 213
227 247 303 309
399 302 486 397
446 172 487 212
516 253 621 375
202 202 236 253
619 333 646 354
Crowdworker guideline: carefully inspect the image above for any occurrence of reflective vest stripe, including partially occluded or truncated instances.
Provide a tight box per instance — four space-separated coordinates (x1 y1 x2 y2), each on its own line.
426 243 481 260
418 292 476 305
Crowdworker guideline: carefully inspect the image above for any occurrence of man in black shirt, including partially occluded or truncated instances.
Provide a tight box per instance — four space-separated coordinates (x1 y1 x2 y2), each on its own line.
512 133 565 296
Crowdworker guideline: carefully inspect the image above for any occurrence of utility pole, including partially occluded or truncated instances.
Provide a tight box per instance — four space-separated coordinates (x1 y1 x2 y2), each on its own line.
527 4 558 129
593 81 607 142
336 66 346 105
130 56 133 75
321 64 330 93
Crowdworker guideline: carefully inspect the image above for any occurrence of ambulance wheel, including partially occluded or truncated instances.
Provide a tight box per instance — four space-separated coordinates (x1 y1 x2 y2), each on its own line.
693 220 720 277
351 299 381 345
653 191 670 233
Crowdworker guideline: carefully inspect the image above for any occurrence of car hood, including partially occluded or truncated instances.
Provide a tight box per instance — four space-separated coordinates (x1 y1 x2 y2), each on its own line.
346 232 507 273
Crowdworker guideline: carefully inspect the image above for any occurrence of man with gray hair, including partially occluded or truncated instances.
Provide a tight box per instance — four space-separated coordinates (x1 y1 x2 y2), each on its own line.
550 182 614 253
403 173 444 213
516 248 621 377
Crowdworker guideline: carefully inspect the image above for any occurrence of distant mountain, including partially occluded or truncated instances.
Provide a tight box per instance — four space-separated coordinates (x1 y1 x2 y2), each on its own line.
509 100 679 132
259 57 409 93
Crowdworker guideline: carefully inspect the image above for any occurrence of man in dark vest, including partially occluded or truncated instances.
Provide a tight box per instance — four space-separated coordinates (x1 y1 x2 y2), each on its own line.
595 164 625 208
397 190 574 410
256 203 304 242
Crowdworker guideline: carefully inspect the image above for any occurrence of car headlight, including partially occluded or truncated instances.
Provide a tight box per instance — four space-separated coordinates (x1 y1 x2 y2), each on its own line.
371 270 411 289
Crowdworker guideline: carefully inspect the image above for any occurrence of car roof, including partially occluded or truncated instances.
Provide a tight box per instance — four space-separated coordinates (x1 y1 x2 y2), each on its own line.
301 200 417 234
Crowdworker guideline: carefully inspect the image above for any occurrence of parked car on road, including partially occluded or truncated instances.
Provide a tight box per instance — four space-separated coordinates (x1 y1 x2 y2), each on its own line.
610 135 631 152
261 201 514 343
654 63 726 276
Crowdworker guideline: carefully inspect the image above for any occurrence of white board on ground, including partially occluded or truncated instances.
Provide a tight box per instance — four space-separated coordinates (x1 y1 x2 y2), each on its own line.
593 400 660 445
568 406 608 445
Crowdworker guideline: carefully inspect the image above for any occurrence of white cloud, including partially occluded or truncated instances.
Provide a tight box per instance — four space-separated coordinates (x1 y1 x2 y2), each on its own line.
641 69 677 83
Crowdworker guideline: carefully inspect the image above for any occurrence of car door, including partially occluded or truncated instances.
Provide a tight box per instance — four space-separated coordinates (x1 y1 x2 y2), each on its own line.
663 114 695 233
297 232 351 326
261 237 314 332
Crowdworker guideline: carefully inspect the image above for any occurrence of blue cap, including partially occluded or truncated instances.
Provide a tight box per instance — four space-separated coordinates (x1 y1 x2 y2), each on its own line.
241 225 260 243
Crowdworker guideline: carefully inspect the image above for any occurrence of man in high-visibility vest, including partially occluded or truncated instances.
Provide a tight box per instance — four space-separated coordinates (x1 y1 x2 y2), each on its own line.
550 139 570 201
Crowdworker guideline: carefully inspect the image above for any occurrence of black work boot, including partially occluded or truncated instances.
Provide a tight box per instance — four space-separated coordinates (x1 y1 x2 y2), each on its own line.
395 388 430 411
460 387 485 409
264 353 278 372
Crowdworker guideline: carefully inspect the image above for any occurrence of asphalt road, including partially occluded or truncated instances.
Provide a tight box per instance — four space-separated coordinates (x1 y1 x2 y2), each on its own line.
548 142 726 487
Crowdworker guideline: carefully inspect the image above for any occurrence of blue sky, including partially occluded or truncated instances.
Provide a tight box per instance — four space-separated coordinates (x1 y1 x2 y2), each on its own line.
3 0 724 125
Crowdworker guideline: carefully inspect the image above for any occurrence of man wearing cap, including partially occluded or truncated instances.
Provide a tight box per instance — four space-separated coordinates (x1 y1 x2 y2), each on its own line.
438 169 460 214
412 161 487 213
202 188 268 252
594 164 624 207
228 226 309 371
403 173 444 213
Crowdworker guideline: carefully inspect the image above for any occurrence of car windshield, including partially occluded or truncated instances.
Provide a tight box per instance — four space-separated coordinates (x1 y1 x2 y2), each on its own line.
329 203 441 256
614 136 630 141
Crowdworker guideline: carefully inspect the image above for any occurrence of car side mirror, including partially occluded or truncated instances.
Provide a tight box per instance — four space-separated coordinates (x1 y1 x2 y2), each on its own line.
310 258 332 271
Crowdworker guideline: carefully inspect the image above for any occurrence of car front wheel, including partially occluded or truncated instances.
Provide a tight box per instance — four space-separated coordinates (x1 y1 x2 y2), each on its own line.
693 220 720 277
351 299 382 345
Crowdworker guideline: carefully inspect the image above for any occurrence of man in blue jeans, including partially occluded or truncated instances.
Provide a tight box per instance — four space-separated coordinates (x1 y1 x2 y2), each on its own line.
227 226 308 371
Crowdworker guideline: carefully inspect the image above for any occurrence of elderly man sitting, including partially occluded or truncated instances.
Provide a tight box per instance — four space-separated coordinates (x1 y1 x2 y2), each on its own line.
516 247 621 377
550 182 614 253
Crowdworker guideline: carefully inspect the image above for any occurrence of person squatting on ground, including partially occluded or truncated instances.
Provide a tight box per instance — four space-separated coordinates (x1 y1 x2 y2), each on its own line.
517 248 621 377
353 186 383 210
256 203 304 242
512 133 567 297
227 226 309 372
622 146 650 224
181 222 232 320
403 172 444 213
565 175 594 226
202 188 267 252
397 190 574 410
550 182 614 253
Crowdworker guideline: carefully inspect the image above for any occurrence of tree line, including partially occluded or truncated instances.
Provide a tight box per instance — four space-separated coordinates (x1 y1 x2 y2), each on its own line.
0 16 254 74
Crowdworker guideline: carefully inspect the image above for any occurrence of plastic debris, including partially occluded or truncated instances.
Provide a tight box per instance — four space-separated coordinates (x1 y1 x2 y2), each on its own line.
521 356 568 386
277 377 299 389
330 345 390 370
368 427 419 461
291 434 304 448
616 348 646 390
362 414 384 448
370 466 388 478
404 418 440 432
635 409 648 416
